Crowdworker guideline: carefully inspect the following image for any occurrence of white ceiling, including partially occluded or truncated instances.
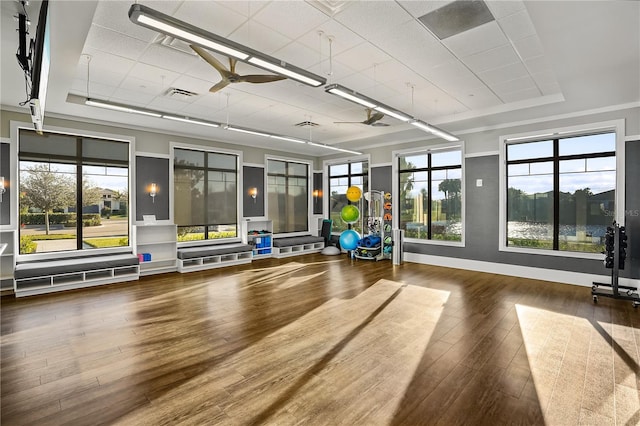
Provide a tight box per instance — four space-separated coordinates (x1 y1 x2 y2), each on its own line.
1 1 638 157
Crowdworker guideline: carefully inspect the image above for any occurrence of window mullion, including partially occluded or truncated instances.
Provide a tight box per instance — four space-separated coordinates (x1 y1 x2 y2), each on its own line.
427 154 432 240
553 139 560 251
76 137 83 251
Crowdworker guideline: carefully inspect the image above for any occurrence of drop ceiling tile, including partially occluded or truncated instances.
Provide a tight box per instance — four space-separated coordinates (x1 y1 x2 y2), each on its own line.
170 75 218 96
127 63 181 88
173 2 247 39
512 35 545 60
333 43 393 73
252 2 329 40
217 1 269 18
498 9 537 42
297 19 365 57
524 56 554 75
71 79 116 99
463 44 521 73
274 41 323 70
84 25 149 61
530 70 559 89
80 47 136 78
147 96 192 112
457 86 503 109
228 20 293 55
110 88 157 106
91 1 159 43
443 21 509 57
478 61 529 86
85 66 128 89
138 44 200 75
186 56 229 82
500 87 541 103
492 75 538 95
485 0 526 19
397 0 451 18
332 1 414 44
539 82 562 96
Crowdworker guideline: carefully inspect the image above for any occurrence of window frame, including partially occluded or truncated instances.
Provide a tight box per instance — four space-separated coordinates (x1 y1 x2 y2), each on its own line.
498 119 625 259
265 155 312 237
170 142 243 247
323 155 370 235
12 121 134 261
392 142 465 247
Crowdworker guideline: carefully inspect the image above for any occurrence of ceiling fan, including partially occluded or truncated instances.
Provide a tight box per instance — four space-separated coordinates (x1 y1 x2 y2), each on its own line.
190 45 287 93
334 109 389 127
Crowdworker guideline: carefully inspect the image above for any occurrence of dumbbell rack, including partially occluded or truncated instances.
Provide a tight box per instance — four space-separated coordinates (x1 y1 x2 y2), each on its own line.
592 222 639 307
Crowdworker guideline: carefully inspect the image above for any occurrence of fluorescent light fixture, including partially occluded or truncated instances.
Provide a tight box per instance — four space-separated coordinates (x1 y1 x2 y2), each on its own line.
325 83 459 140
307 141 362 155
85 99 162 117
373 106 411 122
410 120 459 142
128 4 326 87
162 115 219 128
247 57 324 87
270 135 306 144
325 85 377 109
225 126 271 138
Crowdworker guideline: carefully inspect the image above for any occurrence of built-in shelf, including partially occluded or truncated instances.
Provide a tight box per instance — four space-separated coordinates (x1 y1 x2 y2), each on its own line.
241 219 273 259
134 224 177 276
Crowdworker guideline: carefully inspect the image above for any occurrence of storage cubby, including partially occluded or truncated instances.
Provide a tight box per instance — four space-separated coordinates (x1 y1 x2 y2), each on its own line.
241 219 273 259
134 224 177 276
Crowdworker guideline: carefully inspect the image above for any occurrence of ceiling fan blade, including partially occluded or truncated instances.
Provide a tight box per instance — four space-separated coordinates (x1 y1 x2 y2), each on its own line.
237 75 287 83
371 122 390 127
209 79 231 93
190 44 233 79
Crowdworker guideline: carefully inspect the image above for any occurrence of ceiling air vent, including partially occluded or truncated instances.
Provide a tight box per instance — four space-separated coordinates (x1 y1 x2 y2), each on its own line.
165 87 198 101
295 121 320 127
419 0 495 40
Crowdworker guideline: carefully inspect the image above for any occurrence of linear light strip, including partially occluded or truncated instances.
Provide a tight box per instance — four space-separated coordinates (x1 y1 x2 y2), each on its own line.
325 83 459 141
128 4 326 87
85 97 359 154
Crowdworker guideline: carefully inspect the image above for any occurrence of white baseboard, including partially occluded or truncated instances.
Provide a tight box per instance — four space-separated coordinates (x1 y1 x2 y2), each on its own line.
403 252 639 288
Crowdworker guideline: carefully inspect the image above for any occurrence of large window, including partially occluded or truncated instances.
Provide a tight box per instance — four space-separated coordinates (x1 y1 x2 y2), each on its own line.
267 159 309 234
397 148 463 242
505 131 616 253
18 129 129 255
173 148 238 241
328 161 368 234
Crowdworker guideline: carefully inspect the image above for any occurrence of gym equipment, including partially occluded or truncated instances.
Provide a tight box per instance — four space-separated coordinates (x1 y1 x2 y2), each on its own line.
339 229 360 251
592 221 638 307
346 186 362 202
340 204 360 224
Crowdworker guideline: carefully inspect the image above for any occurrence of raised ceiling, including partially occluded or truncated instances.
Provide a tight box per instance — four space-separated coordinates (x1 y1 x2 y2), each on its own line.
1 1 638 156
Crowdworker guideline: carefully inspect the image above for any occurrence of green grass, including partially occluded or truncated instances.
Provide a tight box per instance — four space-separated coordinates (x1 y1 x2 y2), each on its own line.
83 237 129 248
177 231 237 242
27 234 76 241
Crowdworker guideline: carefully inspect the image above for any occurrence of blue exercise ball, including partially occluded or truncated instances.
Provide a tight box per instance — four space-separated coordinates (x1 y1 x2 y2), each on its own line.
339 229 360 251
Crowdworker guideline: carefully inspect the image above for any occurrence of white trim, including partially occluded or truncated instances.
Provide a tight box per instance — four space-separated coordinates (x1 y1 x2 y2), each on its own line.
392 141 466 246
11 120 136 261
626 135 640 142
465 150 499 158
170 142 244 241
498 119 625 255
371 162 392 168
265 154 314 233
135 151 170 159
404 238 465 248
243 162 265 168
404 252 640 288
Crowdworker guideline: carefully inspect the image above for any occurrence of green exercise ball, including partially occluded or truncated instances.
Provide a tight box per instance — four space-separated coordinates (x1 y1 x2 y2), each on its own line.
340 204 360 224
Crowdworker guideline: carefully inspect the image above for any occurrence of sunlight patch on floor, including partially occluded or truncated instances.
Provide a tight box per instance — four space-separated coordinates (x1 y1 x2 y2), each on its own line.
515 304 640 425
114 279 449 425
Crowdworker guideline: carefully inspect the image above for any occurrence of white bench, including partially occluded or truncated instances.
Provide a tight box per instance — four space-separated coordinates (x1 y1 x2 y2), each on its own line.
177 243 253 273
14 254 140 297
272 236 325 258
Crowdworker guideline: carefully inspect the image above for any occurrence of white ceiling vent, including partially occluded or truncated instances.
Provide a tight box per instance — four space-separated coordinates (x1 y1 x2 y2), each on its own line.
419 0 495 40
306 0 352 17
165 87 199 101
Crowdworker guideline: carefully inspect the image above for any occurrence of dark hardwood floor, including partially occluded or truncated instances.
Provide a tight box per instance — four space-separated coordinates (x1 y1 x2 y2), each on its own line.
2 254 639 425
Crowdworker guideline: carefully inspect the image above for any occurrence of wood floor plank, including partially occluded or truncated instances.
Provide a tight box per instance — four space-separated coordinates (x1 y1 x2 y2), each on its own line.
2 253 638 425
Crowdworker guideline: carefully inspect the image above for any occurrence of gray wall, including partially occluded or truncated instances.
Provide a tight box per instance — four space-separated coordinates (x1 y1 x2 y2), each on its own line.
313 172 323 215
626 140 640 278
0 143 9 225
135 156 170 221
371 165 392 194
404 143 640 278
243 165 264 218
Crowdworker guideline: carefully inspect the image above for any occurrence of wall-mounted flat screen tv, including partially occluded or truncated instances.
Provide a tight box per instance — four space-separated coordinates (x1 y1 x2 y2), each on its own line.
29 0 50 135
